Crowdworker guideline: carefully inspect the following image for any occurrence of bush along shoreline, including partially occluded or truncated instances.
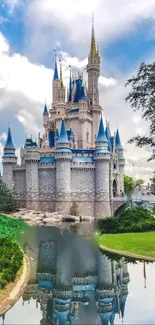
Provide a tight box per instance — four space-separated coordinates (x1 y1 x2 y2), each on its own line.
0 214 28 290
0 237 23 289
97 207 155 234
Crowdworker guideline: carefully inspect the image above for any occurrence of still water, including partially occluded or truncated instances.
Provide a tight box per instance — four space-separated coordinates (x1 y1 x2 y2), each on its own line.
0 224 155 325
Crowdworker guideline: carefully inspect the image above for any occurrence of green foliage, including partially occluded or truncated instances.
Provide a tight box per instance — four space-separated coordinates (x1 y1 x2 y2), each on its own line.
0 179 17 212
135 179 144 186
124 175 134 196
97 206 155 234
0 214 28 241
125 62 155 161
0 237 23 289
69 201 79 216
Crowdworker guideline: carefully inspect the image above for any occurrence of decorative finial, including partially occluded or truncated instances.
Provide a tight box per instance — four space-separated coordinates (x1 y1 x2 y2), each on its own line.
8 118 10 128
92 12 94 25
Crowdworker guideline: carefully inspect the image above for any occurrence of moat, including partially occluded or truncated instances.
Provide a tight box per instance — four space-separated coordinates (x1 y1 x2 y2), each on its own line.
0 224 155 324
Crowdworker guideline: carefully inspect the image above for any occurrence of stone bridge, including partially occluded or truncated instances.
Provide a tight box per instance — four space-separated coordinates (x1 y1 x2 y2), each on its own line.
112 196 128 215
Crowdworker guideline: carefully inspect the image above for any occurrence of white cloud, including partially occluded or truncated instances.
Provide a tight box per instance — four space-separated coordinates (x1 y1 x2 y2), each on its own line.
0 132 7 141
0 31 154 182
26 0 155 45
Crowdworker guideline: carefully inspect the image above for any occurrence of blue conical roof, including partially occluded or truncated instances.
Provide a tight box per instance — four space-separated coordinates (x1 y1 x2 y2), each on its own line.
96 116 108 143
68 128 74 140
105 124 112 151
53 55 59 81
43 103 48 115
57 120 69 144
4 127 15 150
116 129 123 149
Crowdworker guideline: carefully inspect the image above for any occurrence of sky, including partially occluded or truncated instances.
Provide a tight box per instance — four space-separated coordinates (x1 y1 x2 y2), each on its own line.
0 0 155 182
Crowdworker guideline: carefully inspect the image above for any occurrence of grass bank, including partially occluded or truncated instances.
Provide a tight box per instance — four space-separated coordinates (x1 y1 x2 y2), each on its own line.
97 231 155 258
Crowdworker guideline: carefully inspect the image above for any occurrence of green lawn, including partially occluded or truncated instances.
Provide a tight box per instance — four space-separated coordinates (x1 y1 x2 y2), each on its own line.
98 231 155 258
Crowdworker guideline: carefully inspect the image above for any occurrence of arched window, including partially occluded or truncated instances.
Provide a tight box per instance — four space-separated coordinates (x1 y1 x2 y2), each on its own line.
86 130 89 142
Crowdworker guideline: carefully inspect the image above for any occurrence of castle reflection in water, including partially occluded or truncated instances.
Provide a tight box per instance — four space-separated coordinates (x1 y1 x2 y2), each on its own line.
21 226 130 325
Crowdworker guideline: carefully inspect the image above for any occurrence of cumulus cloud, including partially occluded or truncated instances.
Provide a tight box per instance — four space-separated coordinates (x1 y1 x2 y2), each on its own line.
0 132 7 141
26 0 155 44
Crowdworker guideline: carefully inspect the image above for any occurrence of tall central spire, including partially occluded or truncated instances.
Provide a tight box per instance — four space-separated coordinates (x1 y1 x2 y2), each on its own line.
59 59 63 88
53 50 59 81
90 13 97 58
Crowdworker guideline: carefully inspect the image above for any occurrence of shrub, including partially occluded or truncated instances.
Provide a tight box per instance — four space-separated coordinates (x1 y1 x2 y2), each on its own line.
0 214 28 241
97 207 155 234
0 179 17 213
0 237 23 289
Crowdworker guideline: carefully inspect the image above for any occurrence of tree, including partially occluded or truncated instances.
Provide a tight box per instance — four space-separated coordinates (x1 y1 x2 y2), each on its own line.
69 202 79 216
124 175 134 196
125 62 155 160
0 179 17 212
150 172 155 194
135 179 144 186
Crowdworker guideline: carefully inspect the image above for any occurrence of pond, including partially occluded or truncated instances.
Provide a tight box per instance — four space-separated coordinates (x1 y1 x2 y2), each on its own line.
0 224 155 324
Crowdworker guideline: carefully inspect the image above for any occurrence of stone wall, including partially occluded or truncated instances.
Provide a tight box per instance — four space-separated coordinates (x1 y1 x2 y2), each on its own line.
13 169 26 206
95 160 111 218
39 165 56 211
71 167 95 216
26 161 39 210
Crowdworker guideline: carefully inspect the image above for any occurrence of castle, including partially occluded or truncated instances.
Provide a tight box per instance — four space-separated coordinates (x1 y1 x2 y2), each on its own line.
2 19 125 218
22 227 130 325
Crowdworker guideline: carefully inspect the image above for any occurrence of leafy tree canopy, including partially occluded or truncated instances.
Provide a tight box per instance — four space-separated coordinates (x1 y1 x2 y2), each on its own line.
135 178 144 186
124 175 134 196
0 178 17 212
125 62 155 160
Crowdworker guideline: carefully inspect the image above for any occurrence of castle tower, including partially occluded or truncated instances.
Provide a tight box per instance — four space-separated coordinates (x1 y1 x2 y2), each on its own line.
58 60 66 104
25 147 40 210
94 116 111 218
115 129 125 194
2 126 17 190
96 252 115 325
52 52 59 105
43 103 49 148
55 119 72 213
105 121 113 214
86 15 101 145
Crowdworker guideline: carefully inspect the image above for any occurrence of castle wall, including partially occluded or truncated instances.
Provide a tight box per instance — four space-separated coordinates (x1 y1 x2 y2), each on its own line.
13 168 26 207
3 164 14 191
95 159 111 218
38 165 56 211
71 166 95 216
55 158 72 214
26 161 39 210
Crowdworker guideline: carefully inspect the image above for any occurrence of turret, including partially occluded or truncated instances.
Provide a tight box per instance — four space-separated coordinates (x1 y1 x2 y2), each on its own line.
43 103 49 128
86 14 101 145
94 116 111 217
2 126 17 190
55 119 72 213
68 67 72 102
96 252 114 325
115 129 125 194
52 52 59 105
105 120 113 213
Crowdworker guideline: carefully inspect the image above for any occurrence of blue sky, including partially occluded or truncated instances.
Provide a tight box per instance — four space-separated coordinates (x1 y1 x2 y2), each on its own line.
0 0 155 180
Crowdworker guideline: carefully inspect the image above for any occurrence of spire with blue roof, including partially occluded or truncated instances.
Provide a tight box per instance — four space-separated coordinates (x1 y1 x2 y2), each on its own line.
68 66 72 102
4 127 15 150
43 103 48 115
96 115 108 144
57 119 70 144
53 51 59 81
105 120 112 152
115 129 123 150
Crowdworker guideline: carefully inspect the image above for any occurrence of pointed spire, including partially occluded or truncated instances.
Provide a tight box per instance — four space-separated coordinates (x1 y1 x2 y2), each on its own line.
68 65 72 102
116 129 123 150
96 115 108 143
43 103 48 115
57 120 69 143
53 50 59 81
4 126 15 150
105 120 112 151
59 59 63 88
89 13 97 58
